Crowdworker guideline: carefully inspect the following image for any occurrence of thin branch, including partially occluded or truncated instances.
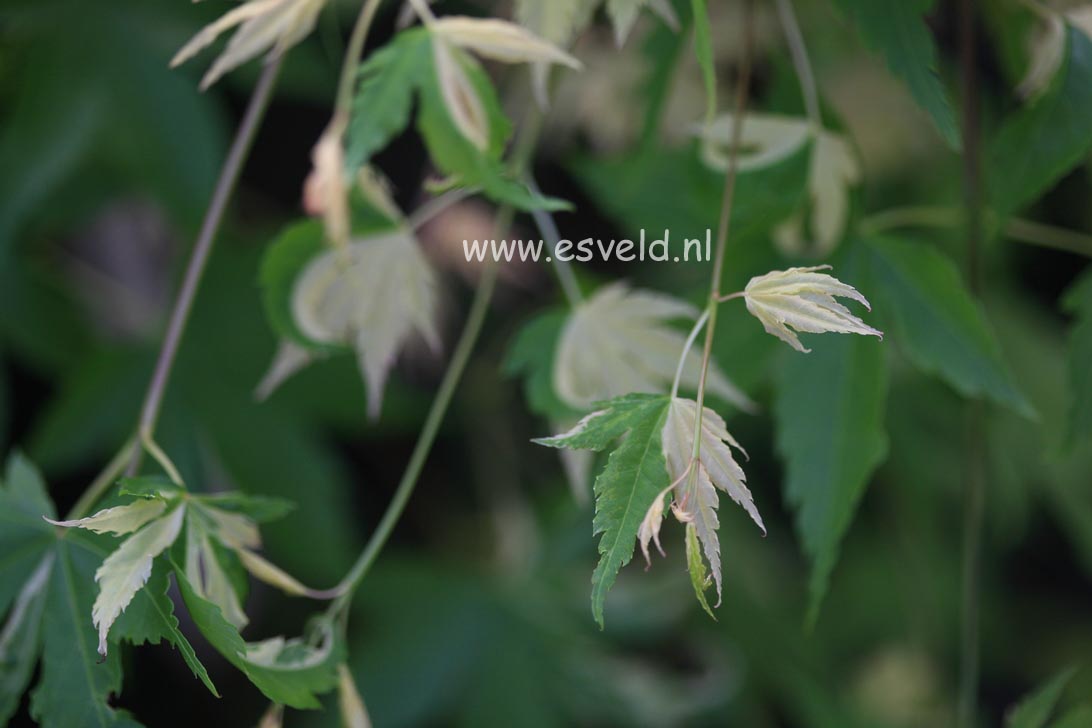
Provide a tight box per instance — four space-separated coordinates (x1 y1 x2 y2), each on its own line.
859 205 1092 259
329 260 500 611
776 0 821 131
335 0 384 117
690 0 755 460
127 56 284 478
526 176 584 306
958 0 985 724
670 309 710 400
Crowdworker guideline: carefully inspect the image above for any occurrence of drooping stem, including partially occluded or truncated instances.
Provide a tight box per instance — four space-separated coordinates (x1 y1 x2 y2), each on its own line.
329 259 500 612
860 205 1092 258
126 56 284 478
670 309 710 400
690 0 755 456
329 108 546 612
335 0 384 117
526 176 584 306
776 0 821 131
958 0 985 724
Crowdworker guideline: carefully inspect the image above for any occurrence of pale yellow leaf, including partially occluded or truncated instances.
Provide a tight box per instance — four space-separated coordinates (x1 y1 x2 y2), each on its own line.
236 548 331 598
338 664 373 728
431 16 582 69
661 398 764 604
743 265 882 352
186 522 249 629
92 505 186 655
292 231 440 418
553 282 755 411
432 38 490 150
171 0 326 89
46 498 166 535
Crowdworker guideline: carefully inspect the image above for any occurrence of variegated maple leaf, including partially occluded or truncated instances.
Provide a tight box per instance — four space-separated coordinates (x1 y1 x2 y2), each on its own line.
1018 5 1092 99
292 231 440 418
658 397 764 605
417 12 581 148
696 113 860 254
48 483 320 653
553 282 755 411
742 265 882 352
171 0 327 89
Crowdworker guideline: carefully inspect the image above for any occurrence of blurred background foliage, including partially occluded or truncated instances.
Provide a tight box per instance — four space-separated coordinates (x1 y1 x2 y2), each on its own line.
1 0 1091 725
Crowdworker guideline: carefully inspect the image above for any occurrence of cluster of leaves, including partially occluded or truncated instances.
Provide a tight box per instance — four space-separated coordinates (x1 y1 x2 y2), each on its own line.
0 455 346 726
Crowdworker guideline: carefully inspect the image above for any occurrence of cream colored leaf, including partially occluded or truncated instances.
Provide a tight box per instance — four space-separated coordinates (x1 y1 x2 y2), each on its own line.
338 664 373 728
200 503 262 550
46 498 166 535
661 398 763 604
172 0 326 90
432 38 490 150
237 548 331 598
255 340 314 401
695 112 811 173
553 282 755 411
431 17 582 69
743 265 882 352
92 505 186 655
514 0 596 106
698 113 859 254
186 522 249 629
637 488 667 566
244 621 334 669
1015 5 1092 100
292 231 440 418
605 0 651 46
303 117 350 249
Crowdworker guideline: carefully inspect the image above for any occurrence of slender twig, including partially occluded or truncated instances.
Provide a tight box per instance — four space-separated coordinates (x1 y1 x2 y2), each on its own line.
526 176 584 306
407 187 478 230
335 0 384 117
127 57 284 478
328 107 546 612
690 0 755 460
776 0 821 131
859 205 1092 258
329 260 500 612
958 0 985 724
670 309 710 400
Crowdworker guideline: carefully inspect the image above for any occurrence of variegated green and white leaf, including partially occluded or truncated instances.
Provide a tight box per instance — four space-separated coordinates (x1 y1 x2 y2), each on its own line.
1018 6 1092 99
431 38 490 150
185 522 249 630
292 231 440 418
92 504 185 655
45 499 166 536
695 114 859 254
660 397 763 604
743 265 882 352
554 282 755 411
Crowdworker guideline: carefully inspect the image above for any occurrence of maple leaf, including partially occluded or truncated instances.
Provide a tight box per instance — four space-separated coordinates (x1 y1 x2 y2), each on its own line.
553 282 755 411
535 394 672 626
696 113 860 254
659 397 764 605
291 231 440 418
171 0 327 89
742 265 883 352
